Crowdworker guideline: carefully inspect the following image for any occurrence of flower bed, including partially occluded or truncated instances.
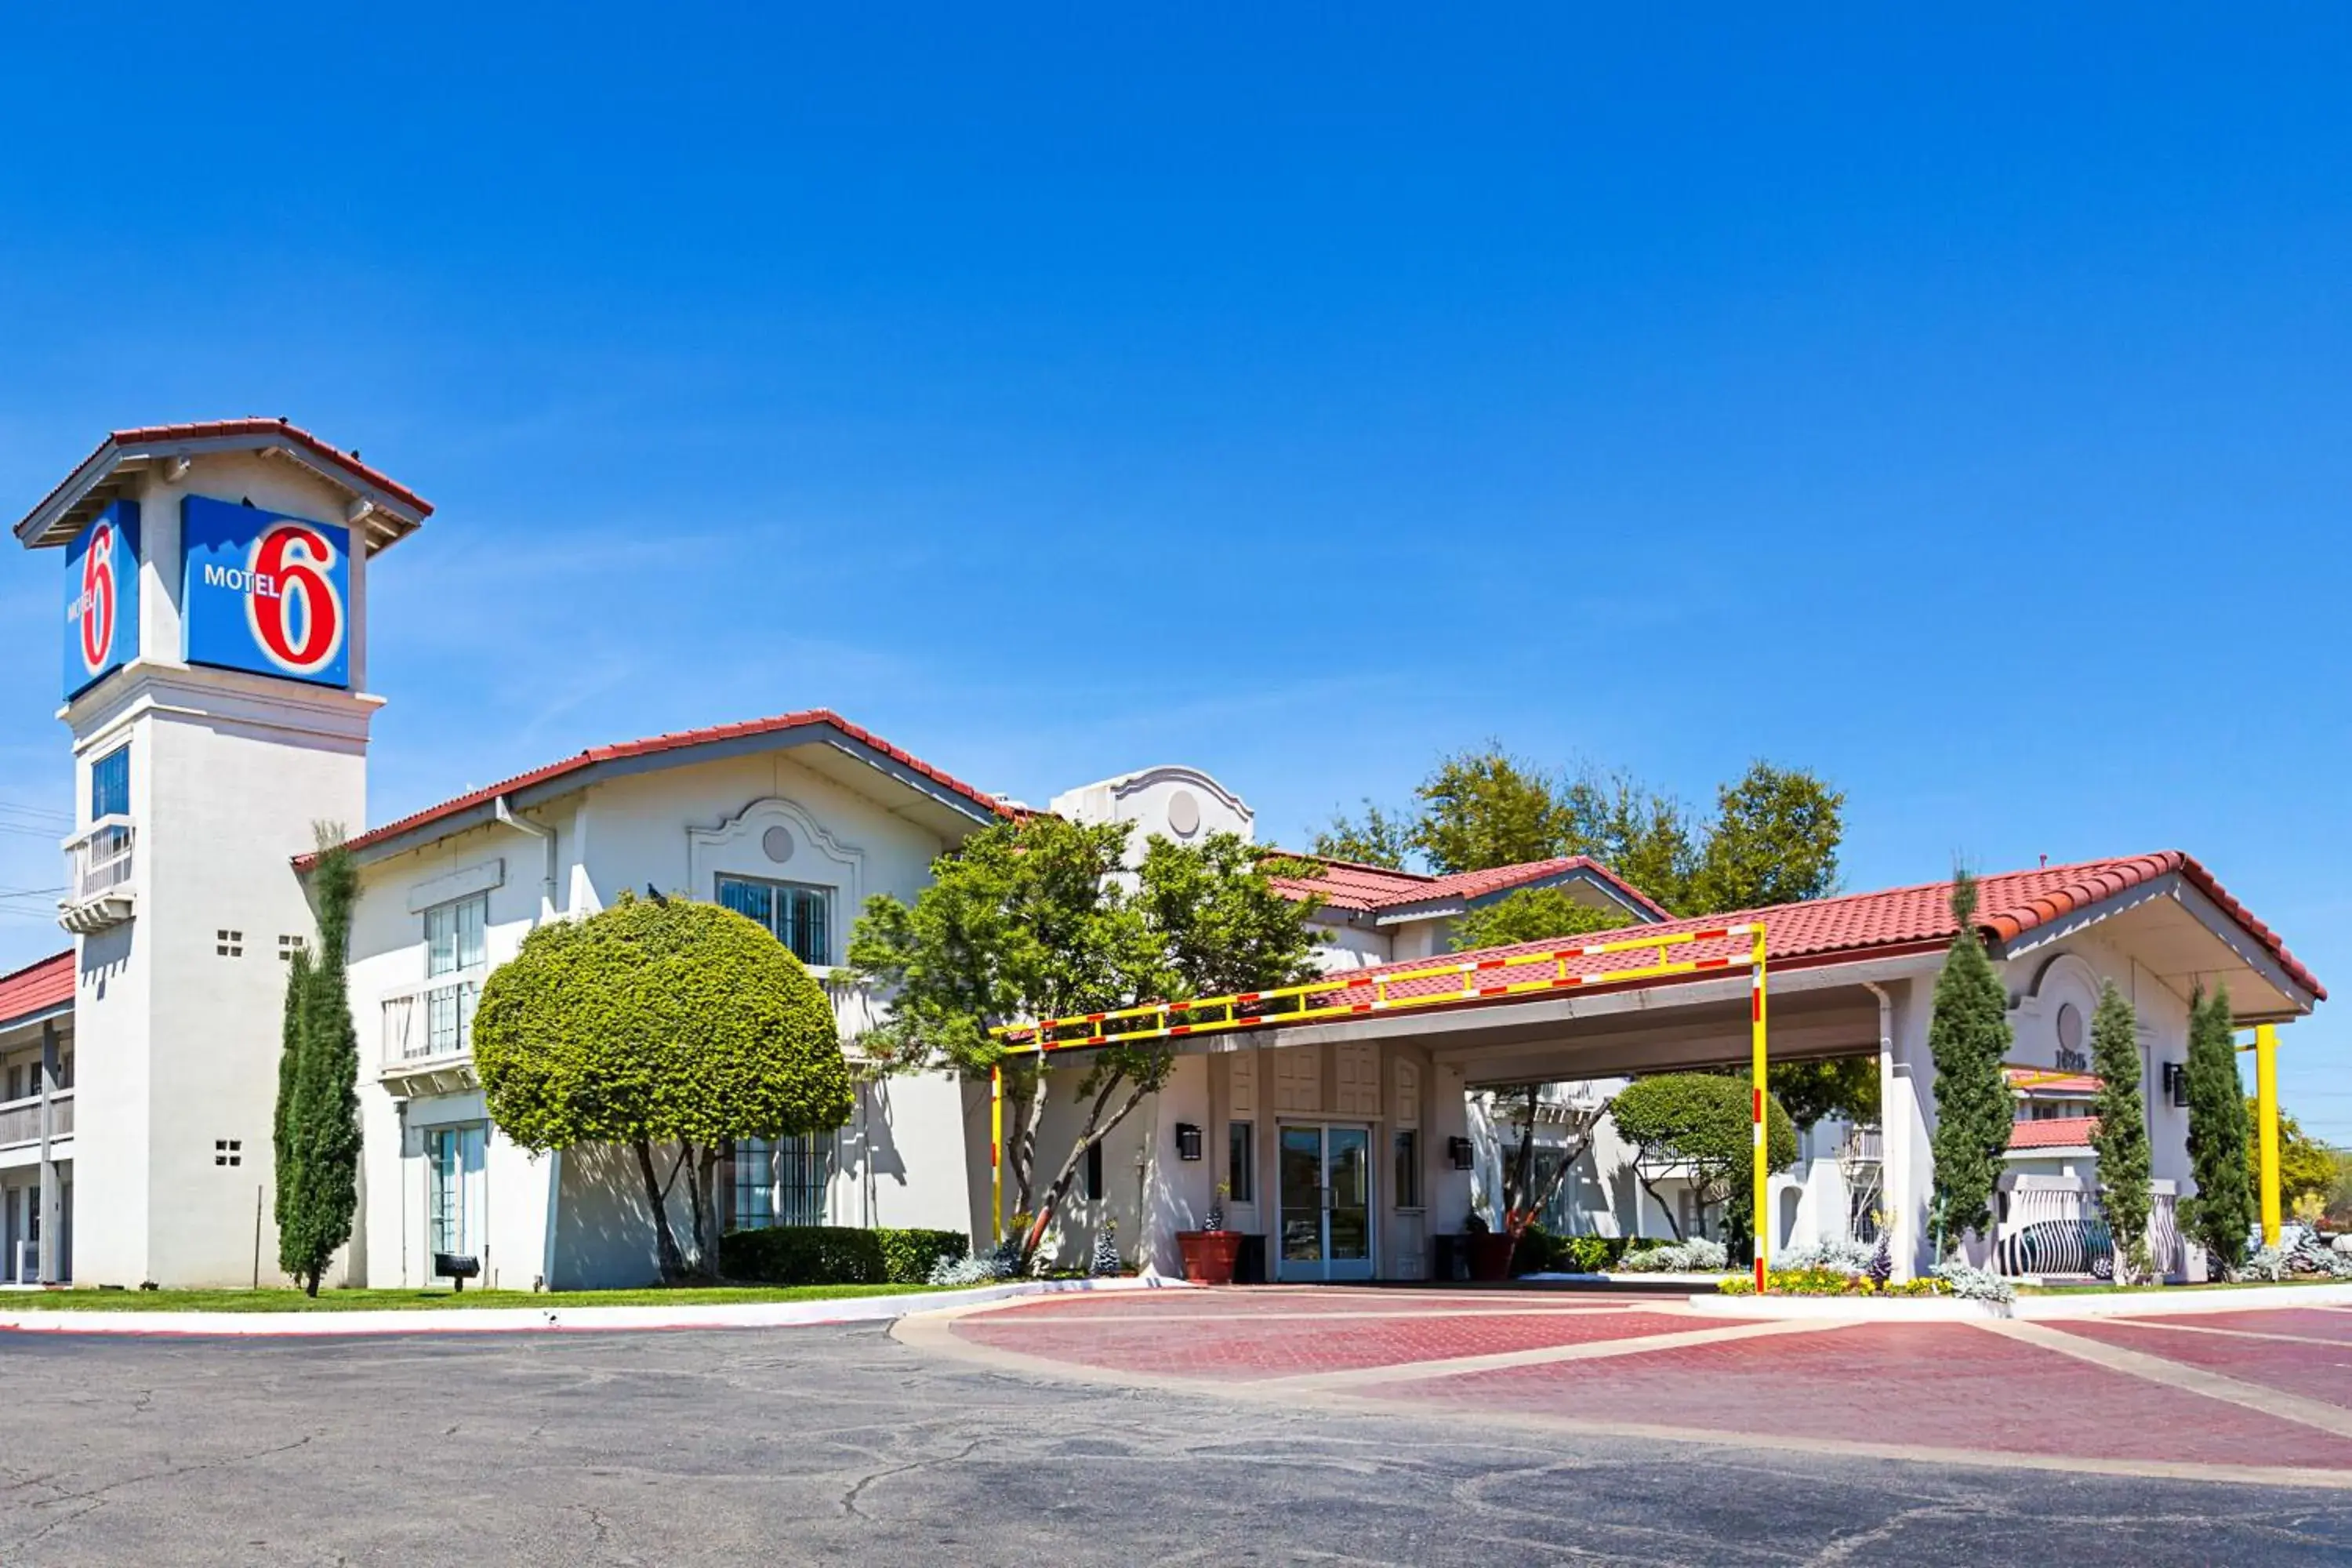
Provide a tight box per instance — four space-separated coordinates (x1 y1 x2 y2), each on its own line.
1717 1267 1941 1298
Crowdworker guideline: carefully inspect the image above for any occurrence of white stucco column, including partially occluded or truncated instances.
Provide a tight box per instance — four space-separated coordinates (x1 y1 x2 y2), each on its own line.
1878 978 1935 1283
38 1018 61 1284
1142 1054 1212 1276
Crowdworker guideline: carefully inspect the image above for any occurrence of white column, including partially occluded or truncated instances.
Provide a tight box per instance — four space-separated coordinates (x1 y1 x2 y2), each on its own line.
38 1018 61 1284
1878 978 1935 1283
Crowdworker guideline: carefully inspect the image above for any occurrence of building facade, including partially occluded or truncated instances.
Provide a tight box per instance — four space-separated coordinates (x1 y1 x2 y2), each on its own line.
5 421 2326 1290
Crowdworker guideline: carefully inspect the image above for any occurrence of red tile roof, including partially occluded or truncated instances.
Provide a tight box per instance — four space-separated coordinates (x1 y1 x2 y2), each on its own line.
2009 1115 2099 1151
1269 851 1671 920
16 419 433 546
313 709 1015 866
0 950 73 1032
1318 851 2323 1007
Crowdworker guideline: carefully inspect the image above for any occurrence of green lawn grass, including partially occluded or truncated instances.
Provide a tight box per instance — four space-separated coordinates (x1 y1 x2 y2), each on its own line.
0 1283 960 1312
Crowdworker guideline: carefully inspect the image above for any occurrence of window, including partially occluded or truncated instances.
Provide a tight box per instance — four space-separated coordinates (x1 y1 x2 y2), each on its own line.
278 935 307 962
715 874 831 967
214 1138 242 1168
1393 1129 1421 1210
425 893 488 978
216 930 243 958
1083 1141 1105 1203
423 894 488 1056
1227 1121 1254 1203
427 1124 486 1256
89 745 129 821
731 1135 831 1229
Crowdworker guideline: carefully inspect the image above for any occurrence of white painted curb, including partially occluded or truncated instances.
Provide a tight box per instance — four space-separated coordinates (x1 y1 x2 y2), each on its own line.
1684 1279 2352 1323
0 1273 1192 1338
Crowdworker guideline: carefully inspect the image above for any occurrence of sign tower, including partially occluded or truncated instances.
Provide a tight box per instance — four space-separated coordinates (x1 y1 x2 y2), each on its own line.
14 420 431 1286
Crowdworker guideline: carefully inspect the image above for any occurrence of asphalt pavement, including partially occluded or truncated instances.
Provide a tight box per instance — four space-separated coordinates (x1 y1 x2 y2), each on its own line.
0 1323 2346 1566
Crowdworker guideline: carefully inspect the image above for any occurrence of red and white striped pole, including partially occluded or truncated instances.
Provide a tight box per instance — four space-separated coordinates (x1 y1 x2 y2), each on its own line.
1750 924 1769 1292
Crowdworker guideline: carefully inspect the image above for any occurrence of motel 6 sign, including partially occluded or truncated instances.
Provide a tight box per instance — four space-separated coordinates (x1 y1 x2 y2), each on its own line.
181 495 353 689
62 501 142 699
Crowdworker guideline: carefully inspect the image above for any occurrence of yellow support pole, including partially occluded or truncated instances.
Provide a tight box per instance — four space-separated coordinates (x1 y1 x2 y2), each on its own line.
2256 1023 2281 1247
1751 924 1769 1292
990 1063 1004 1245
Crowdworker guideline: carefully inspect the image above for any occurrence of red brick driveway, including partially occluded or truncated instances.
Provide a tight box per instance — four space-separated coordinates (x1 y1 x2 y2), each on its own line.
905 1286 2352 1488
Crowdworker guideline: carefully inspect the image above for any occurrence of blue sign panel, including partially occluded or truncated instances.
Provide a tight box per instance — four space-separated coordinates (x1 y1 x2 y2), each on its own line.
63 500 141 699
181 495 353 688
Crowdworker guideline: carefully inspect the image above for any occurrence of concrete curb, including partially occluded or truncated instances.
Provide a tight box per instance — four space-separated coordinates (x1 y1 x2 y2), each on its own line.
1682 1279 2352 1323
0 1273 1193 1338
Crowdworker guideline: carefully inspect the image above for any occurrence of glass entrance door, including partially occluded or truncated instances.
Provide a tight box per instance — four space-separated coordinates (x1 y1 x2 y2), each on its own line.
1277 1124 1375 1282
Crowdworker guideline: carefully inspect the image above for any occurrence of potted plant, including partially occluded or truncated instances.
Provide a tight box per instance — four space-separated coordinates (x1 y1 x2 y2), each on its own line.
1178 1181 1243 1285
1465 1210 1517 1281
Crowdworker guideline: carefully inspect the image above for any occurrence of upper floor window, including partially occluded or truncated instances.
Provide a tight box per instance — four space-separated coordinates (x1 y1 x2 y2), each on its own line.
90 746 129 821
425 892 488 979
716 874 831 967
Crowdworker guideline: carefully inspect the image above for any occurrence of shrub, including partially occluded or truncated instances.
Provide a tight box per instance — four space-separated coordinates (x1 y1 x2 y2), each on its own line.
720 1226 887 1285
1777 1239 1875 1276
1509 1230 1635 1276
1617 1238 1729 1273
2247 1237 2352 1283
877 1229 968 1285
929 1249 1014 1287
1932 1261 2016 1303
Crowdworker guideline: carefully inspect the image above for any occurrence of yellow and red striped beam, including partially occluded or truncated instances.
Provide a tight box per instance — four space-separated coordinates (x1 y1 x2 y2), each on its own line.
993 923 1766 1054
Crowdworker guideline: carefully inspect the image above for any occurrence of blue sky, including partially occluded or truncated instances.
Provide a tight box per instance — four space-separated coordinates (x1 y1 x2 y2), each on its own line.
2 10 2347 1134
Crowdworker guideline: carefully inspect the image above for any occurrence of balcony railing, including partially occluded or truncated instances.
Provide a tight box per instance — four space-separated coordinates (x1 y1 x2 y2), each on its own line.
818 969 882 1040
382 975 482 1069
1839 1126 1883 1167
0 1088 74 1150
58 816 136 932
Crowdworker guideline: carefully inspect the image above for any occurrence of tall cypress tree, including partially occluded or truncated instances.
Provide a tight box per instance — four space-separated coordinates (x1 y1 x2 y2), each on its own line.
271 942 312 1244
276 836 363 1297
2089 980 2154 1283
1928 871 2014 1257
2183 983 2253 1276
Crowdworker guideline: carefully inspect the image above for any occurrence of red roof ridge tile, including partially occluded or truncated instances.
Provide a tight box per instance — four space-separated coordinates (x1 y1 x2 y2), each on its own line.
309 709 1014 867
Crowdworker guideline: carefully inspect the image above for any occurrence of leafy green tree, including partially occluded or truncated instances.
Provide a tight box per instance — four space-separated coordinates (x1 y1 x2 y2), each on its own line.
2249 1099 2339 1216
1688 764 1846 912
1412 746 1581 875
1311 800 1414 869
1449 886 1629 954
1768 1058 1881 1131
276 835 362 1296
1608 1073 1798 1246
475 894 852 1282
1927 872 2013 1257
1309 747 1841 918
851 818 1321 1263
2183 984 2254 1275
2089 981 2154 1283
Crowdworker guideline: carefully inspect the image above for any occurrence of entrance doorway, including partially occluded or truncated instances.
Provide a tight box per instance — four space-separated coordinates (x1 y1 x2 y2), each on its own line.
1277 1123 1374 1282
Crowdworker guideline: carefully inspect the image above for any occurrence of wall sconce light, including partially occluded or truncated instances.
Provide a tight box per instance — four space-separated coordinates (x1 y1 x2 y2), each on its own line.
1174 1123 1203 1161
1446 1136 1475 1171
2160 1062 2190 1109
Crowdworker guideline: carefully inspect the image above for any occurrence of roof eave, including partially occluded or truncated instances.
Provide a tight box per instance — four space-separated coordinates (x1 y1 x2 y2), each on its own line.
16 430 432 555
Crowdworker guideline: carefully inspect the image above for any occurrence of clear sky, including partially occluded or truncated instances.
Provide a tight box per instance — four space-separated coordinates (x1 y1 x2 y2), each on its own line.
2 10 2346 1134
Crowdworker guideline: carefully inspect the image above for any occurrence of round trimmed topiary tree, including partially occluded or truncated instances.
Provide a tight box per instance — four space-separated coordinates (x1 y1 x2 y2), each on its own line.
1608 1071 1798 1253
474 891 852 1282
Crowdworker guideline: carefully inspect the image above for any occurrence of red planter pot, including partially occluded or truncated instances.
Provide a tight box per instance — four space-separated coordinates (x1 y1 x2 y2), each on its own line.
1466 1232 1518 1282
1177 1230 1243 1285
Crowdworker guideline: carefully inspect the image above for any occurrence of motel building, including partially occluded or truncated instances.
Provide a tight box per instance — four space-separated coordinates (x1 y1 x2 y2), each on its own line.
0 420 2325 1292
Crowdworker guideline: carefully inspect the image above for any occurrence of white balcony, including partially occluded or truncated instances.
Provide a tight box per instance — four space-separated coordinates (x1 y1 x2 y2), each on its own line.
1838 1126 1882 1169
0 1088 74 1151
58 817 135 933
379 975 481 1098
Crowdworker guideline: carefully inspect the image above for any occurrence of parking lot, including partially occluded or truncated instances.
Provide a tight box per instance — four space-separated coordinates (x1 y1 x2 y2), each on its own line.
2 1289 2351 1566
